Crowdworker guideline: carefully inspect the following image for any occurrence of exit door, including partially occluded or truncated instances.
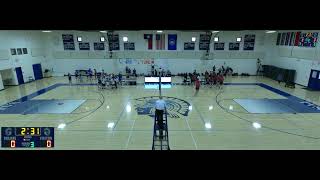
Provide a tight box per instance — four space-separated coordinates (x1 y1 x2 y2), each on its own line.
15 67 24 85
307 69 320 90
32 63 43 80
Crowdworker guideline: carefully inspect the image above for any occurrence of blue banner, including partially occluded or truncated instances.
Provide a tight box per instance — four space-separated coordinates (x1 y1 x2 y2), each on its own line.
229 43 239 50
168 34 177 50
62 34 75 50
184 42 195 50
124 42 135 50
79 42 90 50
94 42 105 50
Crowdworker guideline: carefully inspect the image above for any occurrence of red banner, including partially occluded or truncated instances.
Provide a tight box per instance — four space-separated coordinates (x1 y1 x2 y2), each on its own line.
294 32 301 46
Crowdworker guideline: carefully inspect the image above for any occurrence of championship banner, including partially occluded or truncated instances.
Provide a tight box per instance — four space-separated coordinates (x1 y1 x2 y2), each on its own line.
168 34 177 50
124 42 135 50
229 43 240 50
243 34 255 50
79 42 90 50
214 43 225 50
94 42 105 50
184 42 195 50
107 33 120 51
62 34 75 50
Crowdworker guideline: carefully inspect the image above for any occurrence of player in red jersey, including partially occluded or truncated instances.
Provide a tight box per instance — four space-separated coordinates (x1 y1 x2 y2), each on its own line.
217 73 224 89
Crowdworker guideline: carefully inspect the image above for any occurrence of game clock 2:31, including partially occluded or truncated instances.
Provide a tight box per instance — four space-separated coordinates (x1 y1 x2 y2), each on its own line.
17 127 40 136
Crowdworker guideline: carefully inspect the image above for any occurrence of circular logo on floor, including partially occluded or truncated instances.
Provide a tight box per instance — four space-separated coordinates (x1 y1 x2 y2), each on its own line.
134 96 190 118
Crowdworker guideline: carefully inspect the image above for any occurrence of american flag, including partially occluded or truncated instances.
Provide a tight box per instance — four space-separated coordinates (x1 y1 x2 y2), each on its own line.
156 34 165 50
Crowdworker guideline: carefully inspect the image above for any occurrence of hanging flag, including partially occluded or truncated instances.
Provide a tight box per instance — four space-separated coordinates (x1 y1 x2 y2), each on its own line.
289 32 295 46
276 33 281 45
280 33 286 45
144 34 153 50
168 34 177 50
285 32 290 45
156 34 165 50
294 32 301 46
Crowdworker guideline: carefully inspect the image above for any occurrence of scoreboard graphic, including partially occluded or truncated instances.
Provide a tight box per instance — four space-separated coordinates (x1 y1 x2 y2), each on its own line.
1 127 54 148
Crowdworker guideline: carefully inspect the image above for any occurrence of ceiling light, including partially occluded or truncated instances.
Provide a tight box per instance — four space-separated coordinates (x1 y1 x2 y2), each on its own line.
123 36 128 42
209 106 213 110
100 37 105 42
100 31 107 33
252 122 261 129
42 30 52 33
188 106 193 111
57 123 66 129
212 31 219 33
205 122 212 129
229 105 233 110
214 37 219 42
191 37 196 42
107 122 115 128
157 30 163 33
126 104 131 112
77 36 82 42
236 37 242 42
266 30 277 34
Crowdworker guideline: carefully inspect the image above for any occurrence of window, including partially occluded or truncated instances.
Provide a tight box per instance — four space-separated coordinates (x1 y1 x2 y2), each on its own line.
312 71 317 78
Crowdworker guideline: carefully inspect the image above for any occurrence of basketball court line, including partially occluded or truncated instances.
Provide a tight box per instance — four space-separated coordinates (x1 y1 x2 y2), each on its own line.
1 82 319 115
54 128 302 132
112 100 135 131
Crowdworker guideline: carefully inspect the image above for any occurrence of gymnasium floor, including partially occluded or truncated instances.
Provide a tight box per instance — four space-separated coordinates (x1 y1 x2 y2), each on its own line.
1 75 320 150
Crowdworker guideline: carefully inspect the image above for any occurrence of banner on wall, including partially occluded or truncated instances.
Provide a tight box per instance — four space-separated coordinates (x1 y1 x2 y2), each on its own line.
288 32 295 46
107 33 120 51
156 34 165 50
276 33 281 45
168 34 177 50
285 32 290 45
243 42 254 50
199 34 210 50
229 43 240 50
62 34 75 50
200 34 210 42
299 32 318 47
124 42 135 50
294 32 301 46
243 34 255 50
144 34 153 50
280 33 286 45
79 42 90 50
94 42 105 50
184 42 195 50
199 42 210 50
214 43 225 50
